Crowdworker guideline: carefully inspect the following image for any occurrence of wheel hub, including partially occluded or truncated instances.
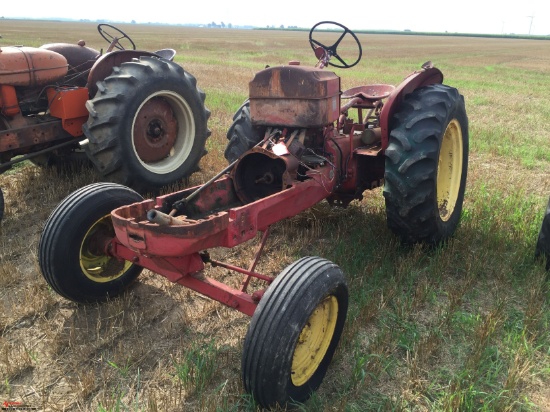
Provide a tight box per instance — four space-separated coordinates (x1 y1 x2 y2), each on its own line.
437 118 463 221
80 214 132 282
133 97 178 163
147 120 163 137
291 295 338 386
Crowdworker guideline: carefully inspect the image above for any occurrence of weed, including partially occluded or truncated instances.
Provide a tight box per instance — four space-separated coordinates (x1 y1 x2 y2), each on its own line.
172 340 219 395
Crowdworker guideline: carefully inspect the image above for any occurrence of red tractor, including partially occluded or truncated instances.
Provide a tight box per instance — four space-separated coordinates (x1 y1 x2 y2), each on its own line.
38 22 468 408
0 24 210 221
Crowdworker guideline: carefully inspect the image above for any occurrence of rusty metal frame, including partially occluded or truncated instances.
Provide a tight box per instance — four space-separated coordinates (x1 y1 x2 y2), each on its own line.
0 118 75 155
110 227 274 317
109 165 337 316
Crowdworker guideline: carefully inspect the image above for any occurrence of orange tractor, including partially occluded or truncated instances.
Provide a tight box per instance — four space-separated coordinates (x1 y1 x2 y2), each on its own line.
39 22 468 408
0 24 210 221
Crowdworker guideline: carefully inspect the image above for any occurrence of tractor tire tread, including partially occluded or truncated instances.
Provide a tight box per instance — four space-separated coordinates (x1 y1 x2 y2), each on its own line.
242 256 348 408
83 57 210 193
535 197 550 270
224 100 263 163
38 182 143 302
383 83 469 244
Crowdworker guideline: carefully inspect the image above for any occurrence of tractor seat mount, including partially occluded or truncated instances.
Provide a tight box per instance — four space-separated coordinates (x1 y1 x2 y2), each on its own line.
341 84 395 108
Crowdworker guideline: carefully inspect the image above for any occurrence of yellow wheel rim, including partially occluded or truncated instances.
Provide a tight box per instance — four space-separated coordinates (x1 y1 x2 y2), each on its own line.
437 118 463 222
80 214 133 283
291 295 338 386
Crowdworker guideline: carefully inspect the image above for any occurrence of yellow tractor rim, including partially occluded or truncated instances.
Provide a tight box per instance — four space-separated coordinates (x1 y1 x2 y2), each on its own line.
80 214 132 283
437 118 463 222
291 295 338 386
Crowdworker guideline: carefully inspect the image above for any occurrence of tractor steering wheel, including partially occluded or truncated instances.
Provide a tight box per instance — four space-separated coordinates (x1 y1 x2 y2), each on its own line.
309 21 362 69
97 24 136 51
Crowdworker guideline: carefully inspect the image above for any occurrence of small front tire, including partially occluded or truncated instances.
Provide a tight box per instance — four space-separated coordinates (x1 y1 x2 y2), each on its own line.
38 182 144 302
242 256 348 409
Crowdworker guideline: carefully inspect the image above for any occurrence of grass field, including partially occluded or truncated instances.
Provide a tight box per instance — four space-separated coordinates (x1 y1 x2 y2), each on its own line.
0 20 549 411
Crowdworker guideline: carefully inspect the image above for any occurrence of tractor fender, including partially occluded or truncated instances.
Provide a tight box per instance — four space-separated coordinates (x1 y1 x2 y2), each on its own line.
379 65 443 150
86 50 169 97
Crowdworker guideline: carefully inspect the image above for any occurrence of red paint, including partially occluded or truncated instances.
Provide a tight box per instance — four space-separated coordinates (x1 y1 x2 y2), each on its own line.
379 66 444 149
105 61 445 317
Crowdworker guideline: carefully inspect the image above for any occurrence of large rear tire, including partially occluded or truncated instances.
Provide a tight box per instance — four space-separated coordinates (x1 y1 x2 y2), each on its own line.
242 256 348 409
535 197 550 271
84 57 210 192
0 187 4 222
38 182 144 303
224 100 263 163
384 84 469 244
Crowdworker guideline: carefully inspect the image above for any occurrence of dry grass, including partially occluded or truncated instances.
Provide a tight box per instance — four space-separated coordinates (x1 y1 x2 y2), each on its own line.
1 20 549 411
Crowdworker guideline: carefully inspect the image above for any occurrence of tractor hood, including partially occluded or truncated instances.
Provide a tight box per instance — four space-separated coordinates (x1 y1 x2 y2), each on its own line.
249 63 341 128
0 46 68 87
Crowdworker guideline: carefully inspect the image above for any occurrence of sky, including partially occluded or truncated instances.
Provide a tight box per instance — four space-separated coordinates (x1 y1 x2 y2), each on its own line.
2 0 550 36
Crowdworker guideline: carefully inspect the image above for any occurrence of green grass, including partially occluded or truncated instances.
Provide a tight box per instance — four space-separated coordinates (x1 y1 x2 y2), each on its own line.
172 341 218 395
289 179 549 410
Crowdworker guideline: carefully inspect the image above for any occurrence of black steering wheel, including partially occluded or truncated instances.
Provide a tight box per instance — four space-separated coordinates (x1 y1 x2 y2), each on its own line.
309 21 362 68
97 24 136 51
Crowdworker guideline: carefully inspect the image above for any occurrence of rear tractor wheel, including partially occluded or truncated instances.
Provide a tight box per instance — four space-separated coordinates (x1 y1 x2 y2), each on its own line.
224 100 263 164
84 56 210 193
0 187 4 222
242 256 348 409
535 197 550 271
384 84 469 244
38 182 144 302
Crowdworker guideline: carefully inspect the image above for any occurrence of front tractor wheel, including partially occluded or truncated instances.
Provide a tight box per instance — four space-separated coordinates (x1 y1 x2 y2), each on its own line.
84 57 211 193
384 84 469 244
224 100 263 164
38 183 144 302
242 256 348 409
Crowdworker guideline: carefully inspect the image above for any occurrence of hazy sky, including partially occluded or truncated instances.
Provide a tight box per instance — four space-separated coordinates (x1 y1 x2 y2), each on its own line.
2 0 549 36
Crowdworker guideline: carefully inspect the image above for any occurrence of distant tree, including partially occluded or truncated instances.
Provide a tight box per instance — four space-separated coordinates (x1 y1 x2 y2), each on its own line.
221 21 225 28
280 25 284 29
228 23 232 28
131 20 136 24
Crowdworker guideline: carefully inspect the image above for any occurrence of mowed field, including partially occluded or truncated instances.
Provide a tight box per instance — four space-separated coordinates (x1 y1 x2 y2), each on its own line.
0 20 549 411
